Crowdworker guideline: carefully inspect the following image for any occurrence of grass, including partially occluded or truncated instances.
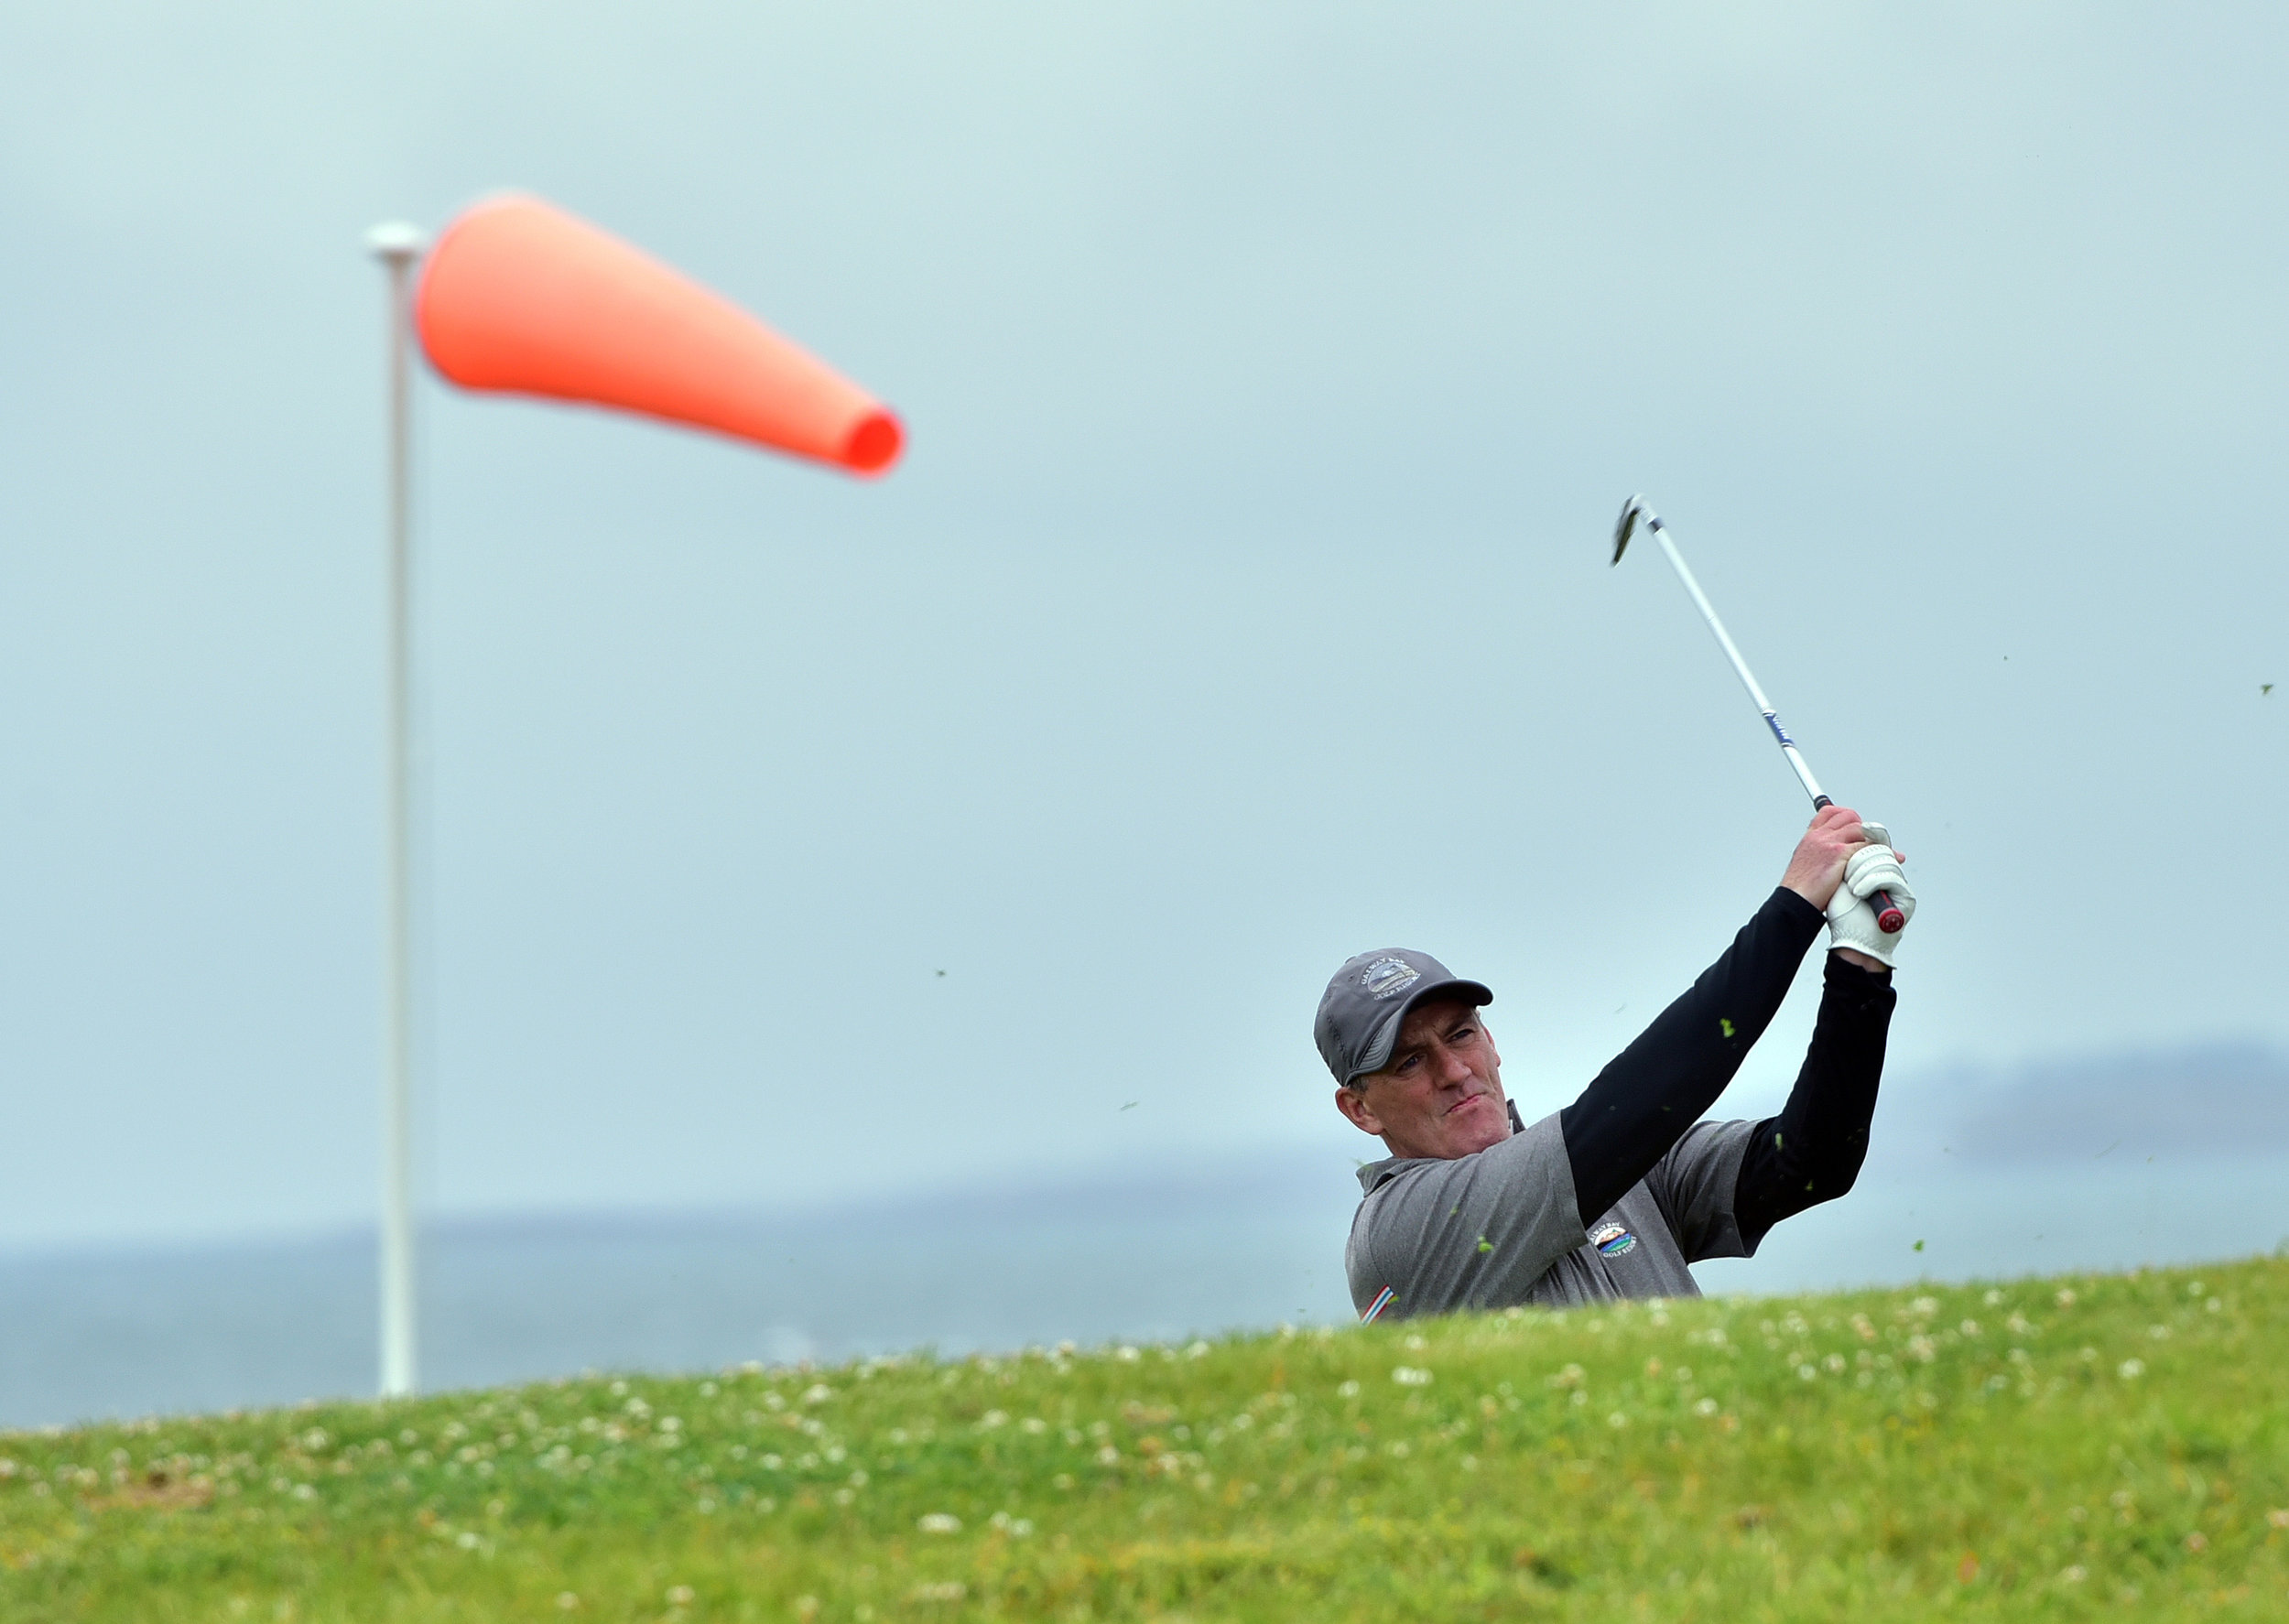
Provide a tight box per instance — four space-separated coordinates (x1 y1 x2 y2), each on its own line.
3 1258 2285 1621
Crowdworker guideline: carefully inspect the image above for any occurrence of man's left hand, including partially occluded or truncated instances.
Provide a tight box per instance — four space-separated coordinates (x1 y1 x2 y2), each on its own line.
1826 843 1915 969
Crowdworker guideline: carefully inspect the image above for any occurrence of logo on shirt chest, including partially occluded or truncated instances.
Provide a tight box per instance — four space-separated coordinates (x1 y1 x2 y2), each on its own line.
1590 1222 1639 1259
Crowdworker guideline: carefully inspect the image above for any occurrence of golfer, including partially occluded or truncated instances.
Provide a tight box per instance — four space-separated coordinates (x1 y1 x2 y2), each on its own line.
1321 804 1912 1319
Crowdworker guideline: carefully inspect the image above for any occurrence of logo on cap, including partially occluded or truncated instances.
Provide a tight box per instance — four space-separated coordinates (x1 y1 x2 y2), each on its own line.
1361 957 1420 1001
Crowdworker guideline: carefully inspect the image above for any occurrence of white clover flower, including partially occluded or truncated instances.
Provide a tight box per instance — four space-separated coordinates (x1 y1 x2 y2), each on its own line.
917 1512 961 1534
2118 1359 2145 1380
1392 1366 1433 1387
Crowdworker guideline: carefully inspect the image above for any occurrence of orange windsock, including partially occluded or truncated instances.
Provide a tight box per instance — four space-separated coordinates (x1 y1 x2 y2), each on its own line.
414 195 903 476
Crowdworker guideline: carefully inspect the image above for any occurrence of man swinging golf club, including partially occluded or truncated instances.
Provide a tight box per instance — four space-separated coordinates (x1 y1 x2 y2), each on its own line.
1323 805 1912 1319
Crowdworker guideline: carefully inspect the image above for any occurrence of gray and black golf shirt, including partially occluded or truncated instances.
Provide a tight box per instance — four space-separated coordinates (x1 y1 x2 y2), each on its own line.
1344 888 1897 1319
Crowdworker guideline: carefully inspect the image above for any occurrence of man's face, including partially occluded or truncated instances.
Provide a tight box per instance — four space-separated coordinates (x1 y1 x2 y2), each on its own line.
1333 996 1511 1161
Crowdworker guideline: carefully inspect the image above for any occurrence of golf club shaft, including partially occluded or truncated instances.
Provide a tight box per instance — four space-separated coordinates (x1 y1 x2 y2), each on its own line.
1647 520 1828 803
1640 512 1905 934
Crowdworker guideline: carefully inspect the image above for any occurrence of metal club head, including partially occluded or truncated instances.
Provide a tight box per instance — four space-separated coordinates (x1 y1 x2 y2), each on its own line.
1611 494 1654 566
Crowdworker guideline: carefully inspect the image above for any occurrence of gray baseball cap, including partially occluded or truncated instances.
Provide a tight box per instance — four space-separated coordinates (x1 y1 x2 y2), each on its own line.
1314 948 1493 1087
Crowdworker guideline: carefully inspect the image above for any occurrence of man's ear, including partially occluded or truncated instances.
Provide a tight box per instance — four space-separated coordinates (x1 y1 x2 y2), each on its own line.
1333 1084 1383 1136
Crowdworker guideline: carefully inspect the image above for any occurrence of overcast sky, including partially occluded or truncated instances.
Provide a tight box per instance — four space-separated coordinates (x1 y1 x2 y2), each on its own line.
1 4 2283 1251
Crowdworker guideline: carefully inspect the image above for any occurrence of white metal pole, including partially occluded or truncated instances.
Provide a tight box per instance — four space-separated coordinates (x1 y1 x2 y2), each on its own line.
367 221 426 1399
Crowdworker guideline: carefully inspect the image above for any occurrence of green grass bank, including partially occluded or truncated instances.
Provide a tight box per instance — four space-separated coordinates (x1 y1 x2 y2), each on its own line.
4 1257 2285 1621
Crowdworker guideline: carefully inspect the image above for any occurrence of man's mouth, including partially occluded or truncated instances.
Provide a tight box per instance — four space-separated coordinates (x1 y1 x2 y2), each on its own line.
1444 1090 1490 1117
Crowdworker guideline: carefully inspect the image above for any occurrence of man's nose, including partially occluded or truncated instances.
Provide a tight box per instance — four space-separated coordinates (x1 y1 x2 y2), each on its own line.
1437 1046 1474 1084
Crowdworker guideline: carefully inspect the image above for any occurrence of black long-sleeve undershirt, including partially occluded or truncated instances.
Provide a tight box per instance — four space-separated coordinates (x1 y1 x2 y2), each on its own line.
1733 951 1895 1249
1557 888 1892 1229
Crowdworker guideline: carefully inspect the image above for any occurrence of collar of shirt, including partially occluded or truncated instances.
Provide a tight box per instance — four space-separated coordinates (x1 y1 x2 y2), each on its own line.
1352 1099 1527 1193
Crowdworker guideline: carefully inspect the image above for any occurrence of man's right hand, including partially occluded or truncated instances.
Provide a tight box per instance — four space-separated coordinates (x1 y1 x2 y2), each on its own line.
1779 804 1871 911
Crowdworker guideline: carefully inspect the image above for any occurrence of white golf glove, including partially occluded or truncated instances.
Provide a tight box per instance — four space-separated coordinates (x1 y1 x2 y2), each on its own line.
1825 824 1915 968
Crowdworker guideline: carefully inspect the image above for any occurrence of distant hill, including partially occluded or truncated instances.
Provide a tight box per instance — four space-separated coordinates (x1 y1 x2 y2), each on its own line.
1899 1042 2289 1163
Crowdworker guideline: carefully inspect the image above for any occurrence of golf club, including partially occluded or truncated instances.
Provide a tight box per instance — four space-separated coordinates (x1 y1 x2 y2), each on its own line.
1611 495 1904 934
